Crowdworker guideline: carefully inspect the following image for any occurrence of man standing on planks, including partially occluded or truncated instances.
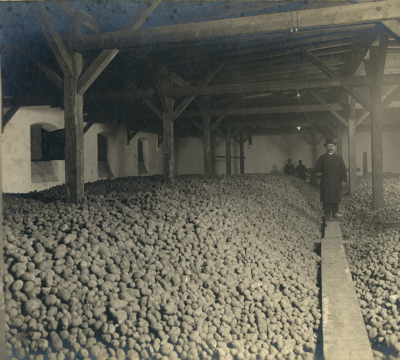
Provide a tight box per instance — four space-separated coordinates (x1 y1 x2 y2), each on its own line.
315 139 347 220
296 160 307 180
284 159 296 175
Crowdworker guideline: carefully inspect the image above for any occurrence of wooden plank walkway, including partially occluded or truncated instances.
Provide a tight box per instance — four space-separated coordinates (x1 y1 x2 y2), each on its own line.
322 219 373 360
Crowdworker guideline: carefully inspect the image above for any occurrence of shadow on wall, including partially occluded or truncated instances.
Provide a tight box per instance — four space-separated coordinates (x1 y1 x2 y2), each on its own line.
270 165 281 175
98 133 114 179
30 123 62 183
138 137 150 175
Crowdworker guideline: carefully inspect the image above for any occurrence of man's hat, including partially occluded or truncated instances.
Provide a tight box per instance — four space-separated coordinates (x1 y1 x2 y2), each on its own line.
287 159 292 162
324 139 337 147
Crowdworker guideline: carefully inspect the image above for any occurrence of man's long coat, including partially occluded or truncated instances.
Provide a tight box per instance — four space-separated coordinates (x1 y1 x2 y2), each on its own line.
315 152 347 204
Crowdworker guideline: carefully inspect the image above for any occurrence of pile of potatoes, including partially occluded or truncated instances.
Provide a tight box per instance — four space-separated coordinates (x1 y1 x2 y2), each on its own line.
341 173 400 359
4 174 323 360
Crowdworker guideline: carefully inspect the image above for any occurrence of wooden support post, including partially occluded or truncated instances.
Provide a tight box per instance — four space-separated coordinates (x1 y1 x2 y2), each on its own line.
239 131 245 174
0 52 6 360
64 52 84 203
163 107 174 182
199 101 212 175
363 152 368 175
370 31 389 209
225 124 231 175
336 122 343 157
348 97 357 195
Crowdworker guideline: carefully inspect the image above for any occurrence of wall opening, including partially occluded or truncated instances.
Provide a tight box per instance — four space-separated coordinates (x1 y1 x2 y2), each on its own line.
138 138 149 175
98 133 114 179
30 124 61 183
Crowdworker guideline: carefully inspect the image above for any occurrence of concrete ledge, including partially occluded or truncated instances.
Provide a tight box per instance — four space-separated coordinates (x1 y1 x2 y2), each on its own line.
322 219 373 360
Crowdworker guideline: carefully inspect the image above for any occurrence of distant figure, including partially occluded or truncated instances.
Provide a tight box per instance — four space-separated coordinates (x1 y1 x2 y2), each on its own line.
270 165 281 175
315 139 347 220
296 160 307 180
284 159 296 175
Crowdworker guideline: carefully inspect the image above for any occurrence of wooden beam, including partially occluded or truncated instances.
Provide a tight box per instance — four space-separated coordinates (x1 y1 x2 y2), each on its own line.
77 49 118 95
189 118 203 132
186 103 345 117
0 53 6 360
77 2 160 95
199 101 212 175
239 131 245 175
83 122 94 134
2 106 20 130
125 80 163 121
171 63 224 122
32 3 73 78
64 52 84 204
348 97 357 195
52 2 100 33
67 0 400 51
29 54 63 90
336 122 343 157
166 76 377 98
381 20 400 44
370 31 389 210
225 124 231 175
121 1 161 31
135 52 190 88
309 90 348 127
302 48 372 112
85 75 400 100
355 85 400 127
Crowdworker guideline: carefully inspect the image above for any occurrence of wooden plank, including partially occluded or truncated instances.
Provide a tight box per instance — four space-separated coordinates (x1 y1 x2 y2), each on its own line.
310 91 348 127
199 102 212 175
0 52 6 360
64 52 84 204
189 118 203 133
239 131 245 175
302 48 372 112
348 97 357 195
53 1 100 33
29 54 63 90
32 3 73 78
370 31 389 210
67 0 400 51
171 63 224 122
77 49 119 95
322 220 373 360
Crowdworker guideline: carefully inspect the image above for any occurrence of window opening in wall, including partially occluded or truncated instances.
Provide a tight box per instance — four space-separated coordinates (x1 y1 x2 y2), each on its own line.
138 138 149 175
30 124 62 183
98 133 114 179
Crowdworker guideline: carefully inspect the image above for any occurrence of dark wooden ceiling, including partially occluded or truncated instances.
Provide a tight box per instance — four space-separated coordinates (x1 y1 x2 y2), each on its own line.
1 0 400 137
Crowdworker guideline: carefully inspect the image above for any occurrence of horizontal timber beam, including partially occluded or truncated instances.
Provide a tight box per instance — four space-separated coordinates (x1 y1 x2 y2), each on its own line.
85 74 400 101
185 103 344 117
67 1 400 52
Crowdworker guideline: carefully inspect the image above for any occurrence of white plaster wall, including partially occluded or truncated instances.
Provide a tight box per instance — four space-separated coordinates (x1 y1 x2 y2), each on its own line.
175 137 204 175
341 128 400 175
2 106 65 193
212 132 325 175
